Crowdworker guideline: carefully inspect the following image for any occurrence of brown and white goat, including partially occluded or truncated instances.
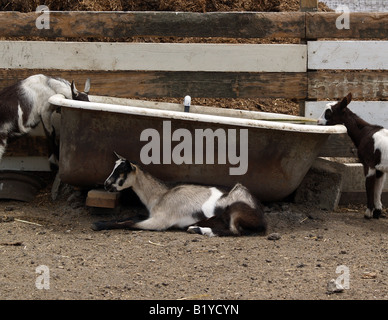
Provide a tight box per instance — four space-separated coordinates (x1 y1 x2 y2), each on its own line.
0 74 90 168
91 153 267 237
318 93 388 219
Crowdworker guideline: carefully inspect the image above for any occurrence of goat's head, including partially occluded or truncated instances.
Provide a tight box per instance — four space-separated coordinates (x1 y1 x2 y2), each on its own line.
317 93 352 125
71 78 90 101
104 152 137 192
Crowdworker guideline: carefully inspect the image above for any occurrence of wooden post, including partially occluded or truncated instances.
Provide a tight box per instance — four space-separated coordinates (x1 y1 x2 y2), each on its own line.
299 0 318 116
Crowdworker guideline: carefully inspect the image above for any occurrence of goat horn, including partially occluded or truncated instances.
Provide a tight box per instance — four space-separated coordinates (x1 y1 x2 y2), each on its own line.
113 151 125 160
84 78 91 94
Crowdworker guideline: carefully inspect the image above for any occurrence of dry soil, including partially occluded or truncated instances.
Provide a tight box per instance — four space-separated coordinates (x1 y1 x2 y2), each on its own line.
0 181 387 301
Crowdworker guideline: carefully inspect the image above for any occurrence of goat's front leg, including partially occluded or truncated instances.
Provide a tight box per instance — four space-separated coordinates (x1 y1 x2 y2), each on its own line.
373 170 386 219
41 112 59 170
365 168 376 219
40 111 53 136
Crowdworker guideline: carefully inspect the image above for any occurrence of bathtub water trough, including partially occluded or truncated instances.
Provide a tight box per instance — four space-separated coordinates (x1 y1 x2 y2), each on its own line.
49 94 346 202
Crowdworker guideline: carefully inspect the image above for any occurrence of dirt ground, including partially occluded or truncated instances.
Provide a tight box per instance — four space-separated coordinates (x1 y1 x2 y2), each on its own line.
0 178 387 301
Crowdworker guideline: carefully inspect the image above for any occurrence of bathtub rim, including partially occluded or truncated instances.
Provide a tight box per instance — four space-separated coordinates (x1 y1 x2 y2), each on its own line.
49 94 347 134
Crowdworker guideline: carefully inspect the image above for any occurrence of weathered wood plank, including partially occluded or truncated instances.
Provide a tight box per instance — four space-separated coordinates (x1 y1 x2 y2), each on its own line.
308 41 388 70
2 11 386 40
0 70 307 99
0 11 305 39
0 41 307 72
307 12 388 39
306 101 388 128
308 71 388 99
5 136 48 157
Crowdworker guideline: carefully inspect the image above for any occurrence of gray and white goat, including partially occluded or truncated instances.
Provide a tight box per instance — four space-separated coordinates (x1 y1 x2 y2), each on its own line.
0 74 90 167
92 153 267 237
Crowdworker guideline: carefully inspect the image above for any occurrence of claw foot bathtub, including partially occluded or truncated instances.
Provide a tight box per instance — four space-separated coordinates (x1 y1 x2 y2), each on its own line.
49 94 346 201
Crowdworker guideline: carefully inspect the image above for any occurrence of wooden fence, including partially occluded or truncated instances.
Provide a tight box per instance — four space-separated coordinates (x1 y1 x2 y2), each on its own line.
0 10 387 170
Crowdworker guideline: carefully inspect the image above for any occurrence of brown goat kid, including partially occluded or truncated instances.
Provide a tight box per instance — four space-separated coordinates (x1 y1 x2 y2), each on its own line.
318 93 388 219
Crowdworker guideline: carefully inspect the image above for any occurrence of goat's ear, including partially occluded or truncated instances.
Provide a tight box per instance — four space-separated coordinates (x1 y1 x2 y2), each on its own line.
84 78 91 94
129 162 137 171
346 92 352 104
113 151 126 160
339 93 352 109
71 80 78 95
71 80 78 99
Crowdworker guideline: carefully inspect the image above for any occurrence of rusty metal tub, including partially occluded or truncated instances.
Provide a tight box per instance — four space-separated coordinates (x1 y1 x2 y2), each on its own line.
49 94 346 202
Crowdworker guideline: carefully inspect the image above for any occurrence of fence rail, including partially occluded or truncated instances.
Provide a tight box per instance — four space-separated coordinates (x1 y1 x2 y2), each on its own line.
0 11 387 39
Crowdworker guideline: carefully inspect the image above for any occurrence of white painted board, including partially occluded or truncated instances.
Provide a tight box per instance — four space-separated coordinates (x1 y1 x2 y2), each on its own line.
305 101 388 128
0 41 307 72
308 41 388 70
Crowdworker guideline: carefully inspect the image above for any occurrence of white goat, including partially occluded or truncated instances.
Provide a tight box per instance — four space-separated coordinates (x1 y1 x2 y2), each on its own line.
92 153 267 237
0 74 90 167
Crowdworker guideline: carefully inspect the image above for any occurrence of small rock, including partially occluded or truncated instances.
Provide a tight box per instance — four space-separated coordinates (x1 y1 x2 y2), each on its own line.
267 233 281 241
0 215 14 223
326 279 344 294
281 204 290 211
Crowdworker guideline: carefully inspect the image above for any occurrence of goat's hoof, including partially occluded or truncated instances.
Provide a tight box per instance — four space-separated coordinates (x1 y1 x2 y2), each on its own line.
187 226 215 237
187 226 201 234
373 209 382 219
364 209 373 219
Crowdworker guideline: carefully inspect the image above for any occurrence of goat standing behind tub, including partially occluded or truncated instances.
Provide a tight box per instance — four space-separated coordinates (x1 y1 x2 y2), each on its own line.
91 153 267 237
0 74 90 167
318 93 388 219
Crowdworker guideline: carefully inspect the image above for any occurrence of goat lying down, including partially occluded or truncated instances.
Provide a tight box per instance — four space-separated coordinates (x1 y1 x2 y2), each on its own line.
92 154 267 237
317 93 388 219
0 74 90 167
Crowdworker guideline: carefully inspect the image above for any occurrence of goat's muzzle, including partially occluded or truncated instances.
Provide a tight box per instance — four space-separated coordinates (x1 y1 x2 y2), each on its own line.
104 179 116 192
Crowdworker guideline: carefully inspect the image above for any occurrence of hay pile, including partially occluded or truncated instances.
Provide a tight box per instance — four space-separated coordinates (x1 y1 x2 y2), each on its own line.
0 0 299 12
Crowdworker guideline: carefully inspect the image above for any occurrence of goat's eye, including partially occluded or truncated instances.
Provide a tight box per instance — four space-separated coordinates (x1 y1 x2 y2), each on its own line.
325 109 332 120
